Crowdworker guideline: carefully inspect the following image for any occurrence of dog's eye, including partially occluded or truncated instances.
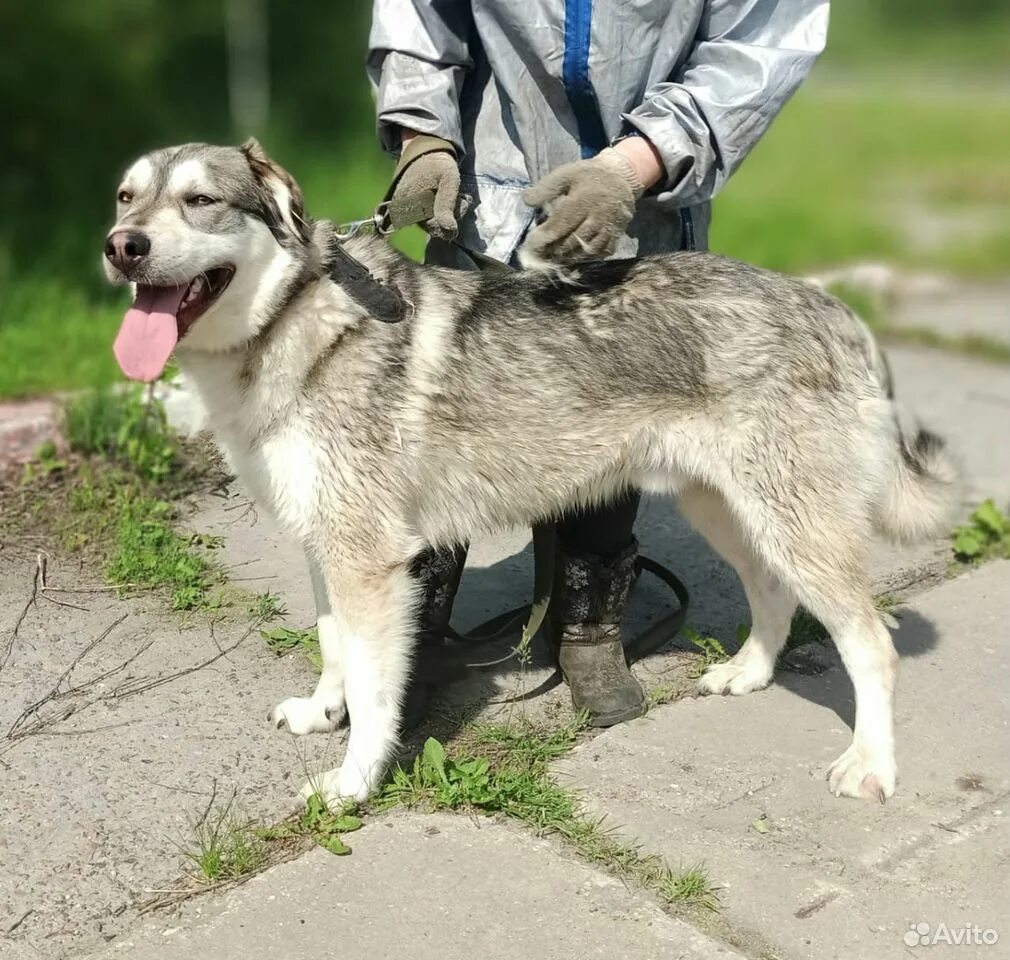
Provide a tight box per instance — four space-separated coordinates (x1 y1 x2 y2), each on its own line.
187 195 218 207
118 190 133 204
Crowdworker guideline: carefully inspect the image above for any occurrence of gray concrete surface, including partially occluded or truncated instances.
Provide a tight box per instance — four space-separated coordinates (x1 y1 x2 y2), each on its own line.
557 561 1010 960
890 281 1010 346
1 342 1008 959
0 556 340 958
83 812 743 960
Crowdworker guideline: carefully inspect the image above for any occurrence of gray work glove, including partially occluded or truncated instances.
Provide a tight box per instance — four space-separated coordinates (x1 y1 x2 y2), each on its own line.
522 147 645 263
387 134 462 241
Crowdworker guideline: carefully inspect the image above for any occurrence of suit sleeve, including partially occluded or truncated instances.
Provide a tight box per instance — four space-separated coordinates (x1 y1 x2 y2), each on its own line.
367 0 474 155
622 0 829 206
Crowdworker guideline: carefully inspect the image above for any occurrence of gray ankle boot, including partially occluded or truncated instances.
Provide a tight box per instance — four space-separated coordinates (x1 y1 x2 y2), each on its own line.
550 540 646 727
402 543 468 730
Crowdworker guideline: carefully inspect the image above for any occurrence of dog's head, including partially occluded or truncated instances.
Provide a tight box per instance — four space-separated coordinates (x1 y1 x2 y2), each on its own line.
104 140 310 381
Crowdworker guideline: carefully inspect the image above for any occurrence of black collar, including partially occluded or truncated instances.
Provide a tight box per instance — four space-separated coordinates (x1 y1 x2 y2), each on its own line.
325 242 408 324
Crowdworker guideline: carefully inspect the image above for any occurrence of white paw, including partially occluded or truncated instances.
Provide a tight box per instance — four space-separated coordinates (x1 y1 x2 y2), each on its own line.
698 657 774 696
268 695 345 735
299 762 372 806
827 742 896 802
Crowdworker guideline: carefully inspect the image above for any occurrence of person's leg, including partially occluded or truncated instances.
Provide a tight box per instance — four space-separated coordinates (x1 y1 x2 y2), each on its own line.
400 542 468 729
551 491 646 726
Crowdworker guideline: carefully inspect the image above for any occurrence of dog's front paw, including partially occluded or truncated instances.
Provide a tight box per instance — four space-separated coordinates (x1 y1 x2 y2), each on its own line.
268 696 345 735
698 657 774 697
827 742 896 802
299 763 371 806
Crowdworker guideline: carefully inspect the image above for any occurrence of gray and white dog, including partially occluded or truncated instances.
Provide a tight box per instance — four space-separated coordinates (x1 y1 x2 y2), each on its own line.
103 141 958 805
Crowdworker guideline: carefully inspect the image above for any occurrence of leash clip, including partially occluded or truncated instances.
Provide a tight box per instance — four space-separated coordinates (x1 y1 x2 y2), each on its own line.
333 217 374 241
372 201 395 236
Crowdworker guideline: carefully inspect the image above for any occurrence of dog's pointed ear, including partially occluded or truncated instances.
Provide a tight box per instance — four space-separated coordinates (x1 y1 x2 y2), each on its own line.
241 138 310 244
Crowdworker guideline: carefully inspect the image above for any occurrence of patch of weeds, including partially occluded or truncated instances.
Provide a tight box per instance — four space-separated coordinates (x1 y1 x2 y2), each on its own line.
181 796 267 883
371 719 718 909
64 385 177 483
682 627 731 679
250 591 288 623
25 439 69 478
257 794 363 856
4 385 228 615
104 494 221 610
952 499 1010 565
262 625 322 670
646 679 691 708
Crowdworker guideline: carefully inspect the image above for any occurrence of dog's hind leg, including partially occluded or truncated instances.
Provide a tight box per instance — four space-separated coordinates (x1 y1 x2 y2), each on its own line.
679 486 796 696
724 485 898 801
268 557 347 735
821 608 897 802
300 562 418 805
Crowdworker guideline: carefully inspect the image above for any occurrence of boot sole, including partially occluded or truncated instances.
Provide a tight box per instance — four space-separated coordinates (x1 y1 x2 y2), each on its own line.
585 697 647 728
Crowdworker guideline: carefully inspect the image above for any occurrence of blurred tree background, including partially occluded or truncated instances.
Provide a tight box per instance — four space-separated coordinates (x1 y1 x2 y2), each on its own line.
0 0 1008 397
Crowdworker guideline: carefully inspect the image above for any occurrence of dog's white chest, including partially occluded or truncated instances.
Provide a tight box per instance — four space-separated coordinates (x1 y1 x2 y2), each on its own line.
257 427 319 536
216 420 320 541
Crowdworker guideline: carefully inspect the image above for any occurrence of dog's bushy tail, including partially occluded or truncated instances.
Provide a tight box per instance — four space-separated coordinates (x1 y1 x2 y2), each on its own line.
875 424 960 544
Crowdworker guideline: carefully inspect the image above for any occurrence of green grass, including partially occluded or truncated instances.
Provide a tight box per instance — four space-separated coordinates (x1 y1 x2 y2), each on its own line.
182 797 268 883
8 385 227 613
0 274 122 398
711 83 1010 277
370 719 719 909
105 494 220 610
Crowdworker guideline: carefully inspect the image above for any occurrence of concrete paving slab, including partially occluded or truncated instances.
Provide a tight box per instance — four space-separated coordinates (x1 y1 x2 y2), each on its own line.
556 561 1010 960
0 554 347 958
81 812 743 960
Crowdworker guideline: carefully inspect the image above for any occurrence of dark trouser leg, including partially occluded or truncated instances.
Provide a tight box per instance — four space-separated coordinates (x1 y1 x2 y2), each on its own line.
557 491 641 557
552 491 646 727
402 543 468 729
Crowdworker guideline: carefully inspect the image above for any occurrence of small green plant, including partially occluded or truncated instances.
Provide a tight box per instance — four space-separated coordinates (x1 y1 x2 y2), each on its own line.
952 499 1010 563
256 793 363 856
250 591 288 622
682 627 730 679
182 797 267 883
262 626 322 670
646 680 690 707
30 438 68 475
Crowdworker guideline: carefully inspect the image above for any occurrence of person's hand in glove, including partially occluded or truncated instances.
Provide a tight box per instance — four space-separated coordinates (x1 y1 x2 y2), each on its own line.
386 130 463 241
522 136 664 263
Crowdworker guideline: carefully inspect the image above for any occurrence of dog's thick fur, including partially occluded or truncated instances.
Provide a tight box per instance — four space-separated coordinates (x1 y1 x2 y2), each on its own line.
104 142 959 804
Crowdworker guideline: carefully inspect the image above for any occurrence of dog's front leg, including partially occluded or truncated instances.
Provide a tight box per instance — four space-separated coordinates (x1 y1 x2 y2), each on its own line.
299 561 417 805
269 557 347 734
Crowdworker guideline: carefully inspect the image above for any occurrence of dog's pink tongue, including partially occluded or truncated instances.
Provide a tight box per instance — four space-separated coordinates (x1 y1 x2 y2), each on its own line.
113 285 188 382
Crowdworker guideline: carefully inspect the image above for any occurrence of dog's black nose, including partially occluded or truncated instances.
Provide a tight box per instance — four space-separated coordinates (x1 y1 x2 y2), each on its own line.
104 230 151 274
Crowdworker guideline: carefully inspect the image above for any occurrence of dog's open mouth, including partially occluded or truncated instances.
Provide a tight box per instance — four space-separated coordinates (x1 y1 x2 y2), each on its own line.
113 266 234 382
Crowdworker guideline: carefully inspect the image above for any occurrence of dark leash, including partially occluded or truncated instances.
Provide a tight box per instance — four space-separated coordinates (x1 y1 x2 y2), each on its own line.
329 189 690 665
